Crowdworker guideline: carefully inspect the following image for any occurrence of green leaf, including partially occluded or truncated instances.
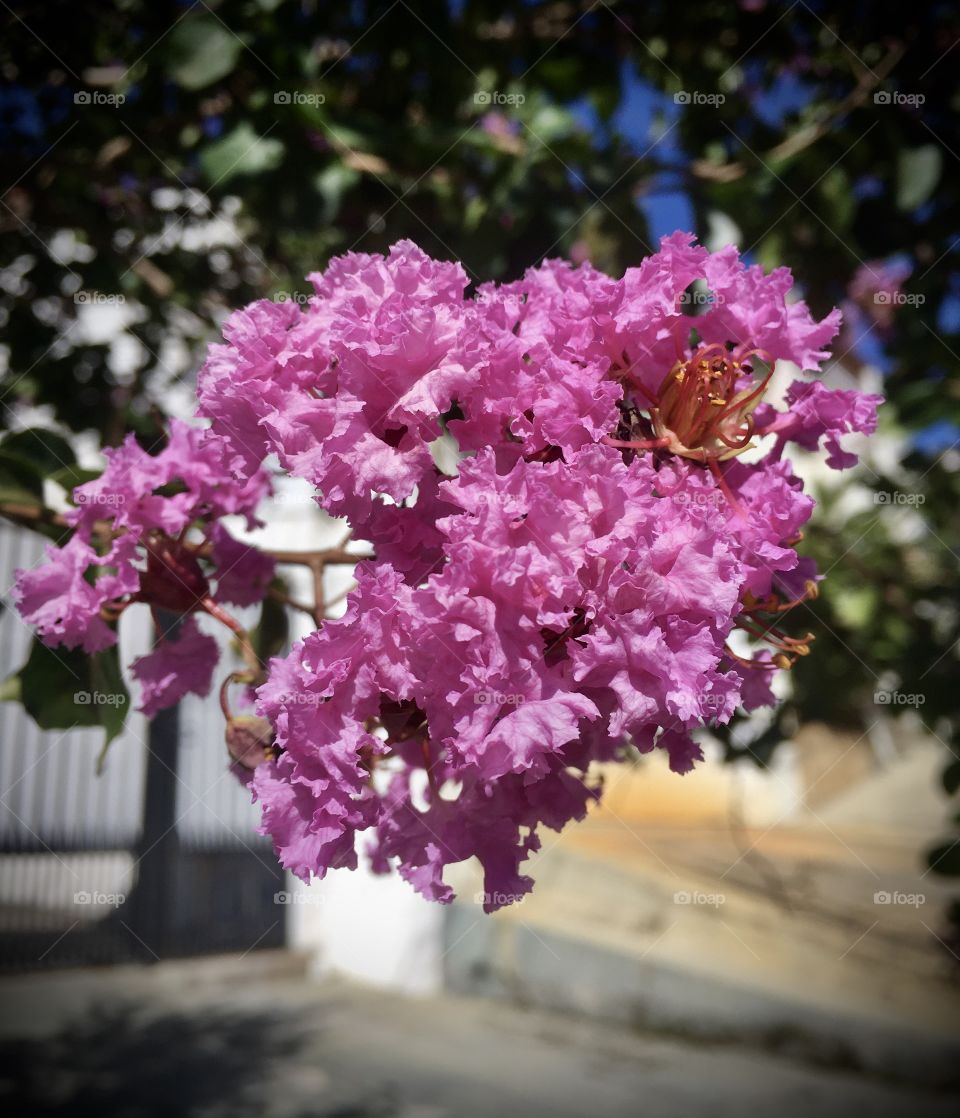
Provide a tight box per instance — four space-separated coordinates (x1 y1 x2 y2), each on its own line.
1 428 76 474
833 584 877 629
89 644 129 768
819 168 854 231
199 122 285 185
943 759 960 797
251 585 290 662
3 637 129 761
0 671 21 704
926 840 960 876
463 195 486 231
313 164 360 222
528 105 573 145
896 145 942 211
0 450 45 507
166 16 244 91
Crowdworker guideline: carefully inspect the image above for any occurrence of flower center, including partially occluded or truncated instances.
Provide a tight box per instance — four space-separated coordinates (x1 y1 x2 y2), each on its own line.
651 344 772 462
606 343 776 466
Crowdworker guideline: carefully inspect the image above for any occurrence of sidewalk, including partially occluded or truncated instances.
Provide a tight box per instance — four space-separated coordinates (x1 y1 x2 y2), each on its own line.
443 745 960 1087
0 953 957 1117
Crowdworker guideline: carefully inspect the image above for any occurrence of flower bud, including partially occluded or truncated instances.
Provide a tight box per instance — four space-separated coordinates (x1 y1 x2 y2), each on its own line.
139 534 210 613
225 715 276 770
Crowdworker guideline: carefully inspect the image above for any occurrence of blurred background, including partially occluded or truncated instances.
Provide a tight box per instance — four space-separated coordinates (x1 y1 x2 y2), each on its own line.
0 1 959 1114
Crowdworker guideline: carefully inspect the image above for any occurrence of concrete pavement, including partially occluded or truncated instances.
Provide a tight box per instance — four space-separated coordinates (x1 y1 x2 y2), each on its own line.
0 953 957 1117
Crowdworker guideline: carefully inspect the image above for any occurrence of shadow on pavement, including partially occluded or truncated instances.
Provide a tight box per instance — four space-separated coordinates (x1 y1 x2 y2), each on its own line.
0 1003 392 1118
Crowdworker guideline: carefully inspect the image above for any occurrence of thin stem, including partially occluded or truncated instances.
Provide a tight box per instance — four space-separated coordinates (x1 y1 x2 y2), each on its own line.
602 434 672 451
267 586 315 619
708 458 747 519
201 595 262 676
312 560 326 624
219 674 233 721
219 669 257 721
0 502 115 544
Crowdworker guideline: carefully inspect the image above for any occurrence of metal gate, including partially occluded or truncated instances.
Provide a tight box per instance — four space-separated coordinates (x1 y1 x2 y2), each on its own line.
0 525 285 970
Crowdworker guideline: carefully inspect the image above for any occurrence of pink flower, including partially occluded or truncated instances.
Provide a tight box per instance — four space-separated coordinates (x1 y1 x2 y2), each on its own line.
254 446 745 905
131 618 220 717
756 380 882 469
13 535 119 653
220 237 880 907
14 421 274 713
16 235 883 910
208 523 276 607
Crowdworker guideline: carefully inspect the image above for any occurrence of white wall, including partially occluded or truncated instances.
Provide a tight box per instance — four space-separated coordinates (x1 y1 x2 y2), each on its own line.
251 480 444 993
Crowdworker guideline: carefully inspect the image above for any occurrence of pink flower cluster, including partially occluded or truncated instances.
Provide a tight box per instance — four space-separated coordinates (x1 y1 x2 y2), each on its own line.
12 234 880 909
193 234 881 911
14 421 274 716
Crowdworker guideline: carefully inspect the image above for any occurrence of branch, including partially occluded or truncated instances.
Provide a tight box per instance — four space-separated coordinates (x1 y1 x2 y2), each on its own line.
0 502 68 531
264 544 367 626
691 44 905 184
267 586 316 619
0 501 366 628
265 546 367 566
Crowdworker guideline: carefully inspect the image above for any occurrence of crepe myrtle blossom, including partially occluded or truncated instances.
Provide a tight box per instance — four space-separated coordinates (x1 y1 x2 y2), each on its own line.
14 420 274 716
16 235 881 912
